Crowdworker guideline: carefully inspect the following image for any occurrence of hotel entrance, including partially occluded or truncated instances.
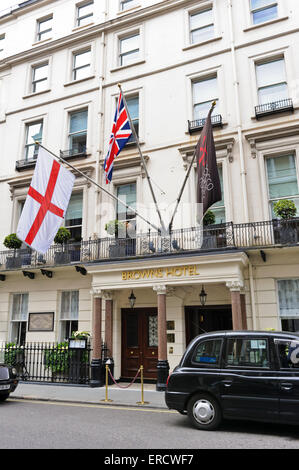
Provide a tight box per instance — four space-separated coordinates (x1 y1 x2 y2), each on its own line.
121 308 158 380
185 305 232 345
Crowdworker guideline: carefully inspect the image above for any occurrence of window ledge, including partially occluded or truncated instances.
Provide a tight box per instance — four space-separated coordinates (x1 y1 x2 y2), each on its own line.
110 59 145 73
32 38 53 47
23 89 51 99
64 75 95 87
182 36 222 51
117 4 141 15
243 16 288 32
72 22 95 32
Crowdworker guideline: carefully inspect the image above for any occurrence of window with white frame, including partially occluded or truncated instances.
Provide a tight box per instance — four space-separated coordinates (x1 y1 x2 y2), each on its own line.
125 95 139 143
76 1 93 27
250 0 278 25
256 58 288 105
24 121 43 160
37 16 53 42
10 293 28 345
32 63 48 93
116 182 137 238
278 280 299 332
266 154 299 217
209 165 225 223
119 33 140 66
192 76 219 120
60 291 79 341
72 49 91 80
68 109 88 153
65 192 83 241
189 8 214 44
120 0 134 11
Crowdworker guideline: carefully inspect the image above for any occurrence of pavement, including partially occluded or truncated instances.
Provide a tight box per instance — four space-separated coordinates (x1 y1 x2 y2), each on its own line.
10 381 168 409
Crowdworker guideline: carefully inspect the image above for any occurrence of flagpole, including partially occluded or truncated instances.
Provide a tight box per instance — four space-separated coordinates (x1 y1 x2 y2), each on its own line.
36 143 161 234
168 101 216 232
118 83 167 234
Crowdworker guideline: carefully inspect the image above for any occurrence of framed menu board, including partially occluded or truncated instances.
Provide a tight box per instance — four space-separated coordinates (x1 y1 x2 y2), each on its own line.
28 312 54 332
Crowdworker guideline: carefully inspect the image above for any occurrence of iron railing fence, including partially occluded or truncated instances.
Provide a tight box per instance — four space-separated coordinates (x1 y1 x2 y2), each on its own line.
0 341 92 384
255 98 293 118
0 219 299 270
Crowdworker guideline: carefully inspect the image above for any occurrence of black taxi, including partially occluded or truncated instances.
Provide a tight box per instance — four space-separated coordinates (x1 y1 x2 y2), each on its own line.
165 331 299 430
0 364 18 402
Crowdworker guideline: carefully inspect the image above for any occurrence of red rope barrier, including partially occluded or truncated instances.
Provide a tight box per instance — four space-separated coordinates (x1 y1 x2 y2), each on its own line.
108 367 140 389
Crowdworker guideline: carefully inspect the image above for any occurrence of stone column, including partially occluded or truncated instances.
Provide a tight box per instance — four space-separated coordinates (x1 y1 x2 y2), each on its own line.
104 291 114 358
90 288 103 387
226 281 244 331
153 285 169 391
240 292 247 330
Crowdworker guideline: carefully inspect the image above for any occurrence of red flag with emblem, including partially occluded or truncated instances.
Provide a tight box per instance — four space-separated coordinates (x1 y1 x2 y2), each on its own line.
17 146 75 254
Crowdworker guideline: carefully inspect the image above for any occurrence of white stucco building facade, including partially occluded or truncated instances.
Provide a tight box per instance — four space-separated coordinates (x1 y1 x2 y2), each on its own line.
0 0 299 385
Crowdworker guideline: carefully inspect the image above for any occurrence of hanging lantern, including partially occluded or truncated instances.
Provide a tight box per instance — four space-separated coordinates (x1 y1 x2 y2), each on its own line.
128 290 136 309
199 285 207 306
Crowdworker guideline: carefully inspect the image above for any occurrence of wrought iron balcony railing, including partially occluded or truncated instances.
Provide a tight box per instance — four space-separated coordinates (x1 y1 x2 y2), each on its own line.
255 99 293 119
60 145 87 160
1 219 299 271
188 115 222 134
15 156 37 172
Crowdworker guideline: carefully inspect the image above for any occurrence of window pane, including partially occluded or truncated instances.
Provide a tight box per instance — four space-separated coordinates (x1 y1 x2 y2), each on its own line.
121 0 134 10
193 77 217 104
78 2 93 17
65 192 83 224
33 64 48 81
74 50 91 68
253 5 278 24
226 338 269 368
39 17 52 32
251 0 275 9
120 34 139 54
126 96 139 120
194 99 219 120
267 155 299 199
12 294 28 322
190 9 213 30
61 291 79 320
276 340 299 368
192 339 222 366
191 24 214 44
258 83 288 104
278 280 299 318
256 59 286 88
70 110 87 133
117 183 136 220
26 122 43 145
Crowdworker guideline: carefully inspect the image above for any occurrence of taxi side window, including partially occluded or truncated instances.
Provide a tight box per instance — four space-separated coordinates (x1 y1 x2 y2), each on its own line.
275 339 299 369
192 339 222 367
225 338 269 368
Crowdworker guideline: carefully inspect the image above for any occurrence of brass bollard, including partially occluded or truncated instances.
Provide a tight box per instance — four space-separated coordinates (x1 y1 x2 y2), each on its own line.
137 365 149 405
101 364 113 403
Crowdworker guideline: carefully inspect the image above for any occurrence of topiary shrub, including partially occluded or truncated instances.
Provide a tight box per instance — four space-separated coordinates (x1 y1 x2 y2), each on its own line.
54 227 71 245
203 210 216 226
3 233 22 250
273 199 297 220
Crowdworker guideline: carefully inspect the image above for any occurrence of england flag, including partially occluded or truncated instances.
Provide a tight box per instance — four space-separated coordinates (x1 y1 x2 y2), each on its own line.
17 146 75 254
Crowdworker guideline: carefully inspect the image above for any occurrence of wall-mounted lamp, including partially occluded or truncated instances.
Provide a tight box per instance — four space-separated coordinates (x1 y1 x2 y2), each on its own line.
199 285 207 306
128 290 136 309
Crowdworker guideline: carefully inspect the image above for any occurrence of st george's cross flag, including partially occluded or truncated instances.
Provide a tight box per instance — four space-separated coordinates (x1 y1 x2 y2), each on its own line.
17 146 75 254
104 90 132 183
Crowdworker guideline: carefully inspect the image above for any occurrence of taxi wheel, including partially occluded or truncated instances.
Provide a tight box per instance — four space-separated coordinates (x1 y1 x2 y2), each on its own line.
187 393 222 431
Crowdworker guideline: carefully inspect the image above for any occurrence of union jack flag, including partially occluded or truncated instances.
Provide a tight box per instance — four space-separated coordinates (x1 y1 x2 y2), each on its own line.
104 90 132 183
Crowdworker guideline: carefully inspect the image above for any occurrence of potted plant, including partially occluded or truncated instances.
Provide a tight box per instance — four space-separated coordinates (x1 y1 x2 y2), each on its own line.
3 233 22 268
54 227 71 264
105 220 127 258
273 199 298 244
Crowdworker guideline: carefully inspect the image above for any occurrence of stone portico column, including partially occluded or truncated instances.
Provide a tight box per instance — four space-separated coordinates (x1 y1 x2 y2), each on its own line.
104 291 114 358
153 285 169 391
226 281 244 331
90 288 104 387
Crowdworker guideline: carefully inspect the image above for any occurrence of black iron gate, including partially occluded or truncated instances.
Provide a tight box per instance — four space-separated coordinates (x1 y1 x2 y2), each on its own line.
1 342 92 385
